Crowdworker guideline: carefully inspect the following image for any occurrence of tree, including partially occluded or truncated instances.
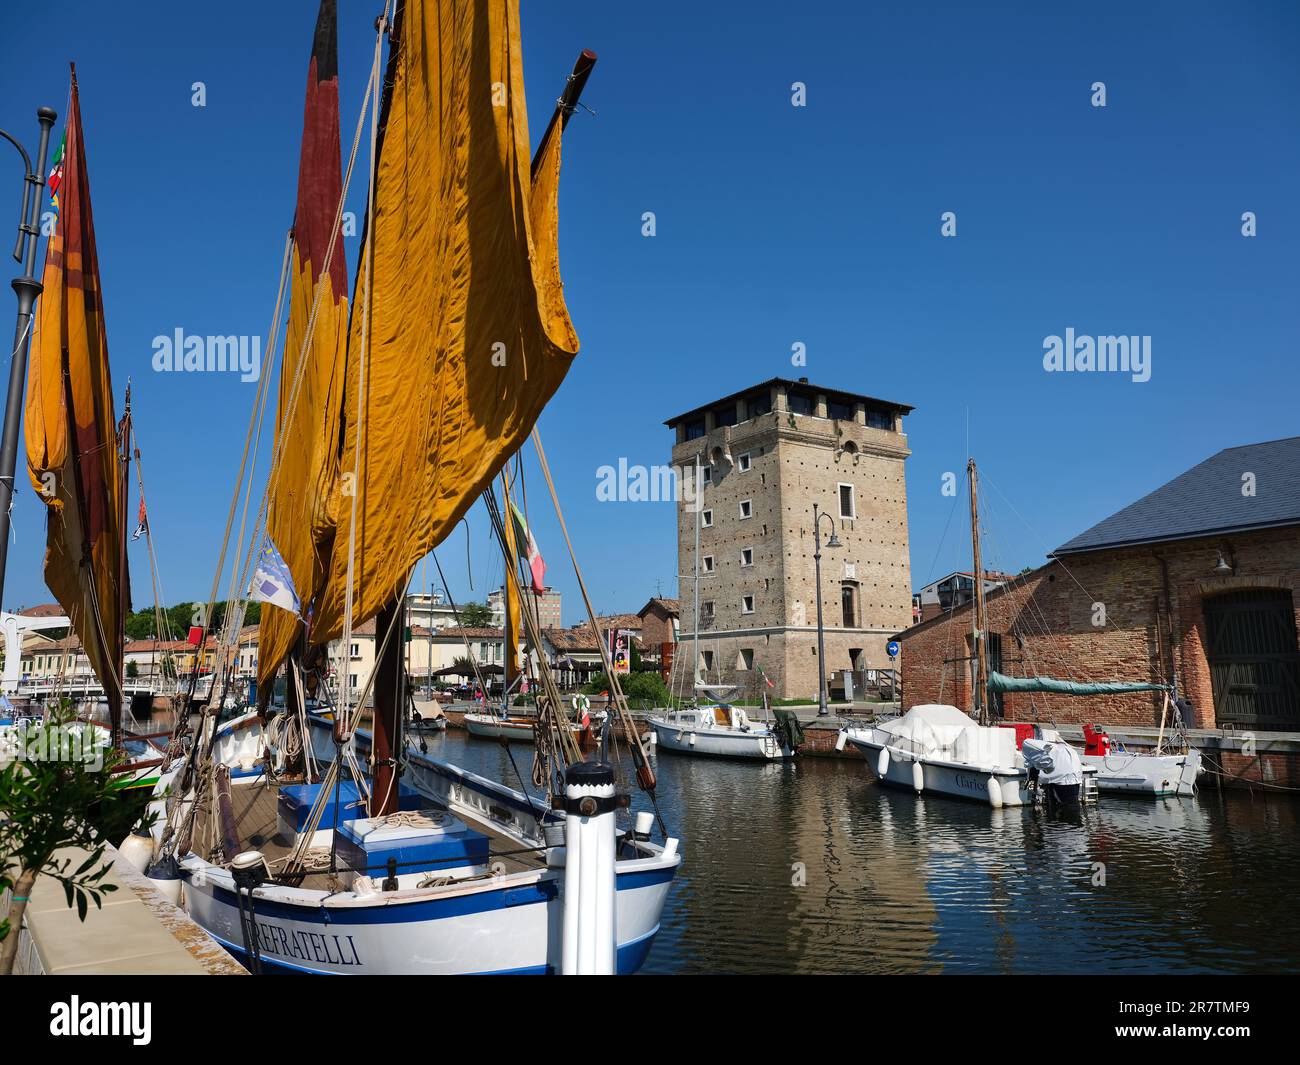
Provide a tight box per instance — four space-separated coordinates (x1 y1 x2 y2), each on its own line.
125 660 139 679
0 705 153 974
456 602 494 628
451 654 478 679
583 670 670 706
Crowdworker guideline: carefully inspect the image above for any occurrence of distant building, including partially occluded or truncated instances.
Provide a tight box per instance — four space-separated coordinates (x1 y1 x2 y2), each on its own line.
895 438 1300 763
914 570 1013 623
666 377 914 700
487 586 562 630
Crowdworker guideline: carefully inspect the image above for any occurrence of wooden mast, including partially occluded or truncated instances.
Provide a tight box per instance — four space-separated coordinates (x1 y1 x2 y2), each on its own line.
115 381 132 747
369 595 404 817
967 458 991 726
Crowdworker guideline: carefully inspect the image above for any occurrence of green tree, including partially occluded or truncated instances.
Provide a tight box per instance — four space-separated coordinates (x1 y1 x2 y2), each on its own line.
0 705 153 974
583 670 670 706
456 602 494 628
125 660 139 679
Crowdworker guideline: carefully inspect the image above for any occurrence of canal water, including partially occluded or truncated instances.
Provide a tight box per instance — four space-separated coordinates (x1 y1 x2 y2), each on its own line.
426 729 1300 975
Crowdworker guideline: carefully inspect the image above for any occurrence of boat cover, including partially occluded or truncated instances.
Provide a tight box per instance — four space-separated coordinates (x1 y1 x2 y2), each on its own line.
988 671 1169 696
877 704 978 754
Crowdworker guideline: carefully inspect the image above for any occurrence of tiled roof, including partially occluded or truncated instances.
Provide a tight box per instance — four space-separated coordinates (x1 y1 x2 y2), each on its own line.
1055 436 1300 555
18 603 64 618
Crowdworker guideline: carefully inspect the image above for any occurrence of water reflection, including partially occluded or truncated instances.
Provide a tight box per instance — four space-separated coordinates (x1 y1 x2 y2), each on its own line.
388 732 1300 974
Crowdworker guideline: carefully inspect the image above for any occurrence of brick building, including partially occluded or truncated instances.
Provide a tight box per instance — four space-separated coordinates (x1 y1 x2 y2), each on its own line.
895 438 1300 737
666 377 914 700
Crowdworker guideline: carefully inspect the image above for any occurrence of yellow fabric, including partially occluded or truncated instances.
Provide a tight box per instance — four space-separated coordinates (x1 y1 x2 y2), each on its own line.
25 79 126 715
311 0 579 644
257 248 348 691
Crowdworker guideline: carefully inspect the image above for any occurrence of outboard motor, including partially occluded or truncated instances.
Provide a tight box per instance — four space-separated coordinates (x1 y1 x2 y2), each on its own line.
1082 723 1110 757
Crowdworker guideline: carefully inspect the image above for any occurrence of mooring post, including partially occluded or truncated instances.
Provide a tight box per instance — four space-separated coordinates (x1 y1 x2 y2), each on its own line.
560 760 617 975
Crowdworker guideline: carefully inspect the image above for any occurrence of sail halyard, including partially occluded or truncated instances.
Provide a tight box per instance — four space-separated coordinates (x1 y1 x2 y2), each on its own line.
25 68 129 737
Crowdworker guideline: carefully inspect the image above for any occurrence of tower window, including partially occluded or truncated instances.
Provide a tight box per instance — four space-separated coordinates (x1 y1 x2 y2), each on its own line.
739 499 753 519
838 483 855 519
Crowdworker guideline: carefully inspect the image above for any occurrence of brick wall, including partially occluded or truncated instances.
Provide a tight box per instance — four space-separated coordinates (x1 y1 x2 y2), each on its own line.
897 527 1300 731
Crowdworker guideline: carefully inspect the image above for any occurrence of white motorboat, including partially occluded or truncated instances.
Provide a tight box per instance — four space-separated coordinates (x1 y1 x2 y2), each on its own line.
463 710 603 743
1084 747 1202 796
838 703 1040 806
649 703 796 761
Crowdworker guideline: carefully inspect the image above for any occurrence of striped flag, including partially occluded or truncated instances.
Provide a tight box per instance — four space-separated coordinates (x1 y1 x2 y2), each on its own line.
510 500 546 593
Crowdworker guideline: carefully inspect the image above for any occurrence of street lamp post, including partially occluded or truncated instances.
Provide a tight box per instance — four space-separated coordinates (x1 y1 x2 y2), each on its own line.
0 106 58 606
812 502 841 717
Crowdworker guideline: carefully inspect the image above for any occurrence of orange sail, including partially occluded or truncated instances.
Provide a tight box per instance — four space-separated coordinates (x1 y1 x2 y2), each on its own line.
25 69 128 722
257 0 350 692
309 0 579 643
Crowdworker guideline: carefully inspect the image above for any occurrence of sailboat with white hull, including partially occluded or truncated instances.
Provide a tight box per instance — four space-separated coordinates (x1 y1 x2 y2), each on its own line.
647 456 798 761
138 0 680 975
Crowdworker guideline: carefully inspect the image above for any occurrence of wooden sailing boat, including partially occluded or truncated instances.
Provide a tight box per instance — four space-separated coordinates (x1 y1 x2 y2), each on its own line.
23 69 168 796
145 0 678 974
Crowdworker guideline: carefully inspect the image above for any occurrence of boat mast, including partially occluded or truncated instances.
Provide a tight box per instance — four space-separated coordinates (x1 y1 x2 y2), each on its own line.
116 381 132 743
967 458 990 726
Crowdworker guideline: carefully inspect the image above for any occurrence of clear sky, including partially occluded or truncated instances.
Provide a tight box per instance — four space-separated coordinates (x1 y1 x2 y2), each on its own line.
0 1 1296 628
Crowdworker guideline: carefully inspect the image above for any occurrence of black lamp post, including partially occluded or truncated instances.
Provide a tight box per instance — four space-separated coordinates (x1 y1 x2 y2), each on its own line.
0 107 58 607
812 502 841 716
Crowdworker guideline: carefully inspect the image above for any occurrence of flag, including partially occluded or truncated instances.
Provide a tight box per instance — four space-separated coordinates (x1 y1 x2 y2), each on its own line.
759 668 775 689
510 500 545 593
250 535 301 616
46 130 65 216
131 495 147 541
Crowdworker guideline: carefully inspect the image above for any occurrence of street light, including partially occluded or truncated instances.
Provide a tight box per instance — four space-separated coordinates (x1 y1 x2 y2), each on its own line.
812 502 841 717
0 106 58 607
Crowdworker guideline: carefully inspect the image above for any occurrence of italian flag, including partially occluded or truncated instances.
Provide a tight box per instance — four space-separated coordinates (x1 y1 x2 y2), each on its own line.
510 500 546 593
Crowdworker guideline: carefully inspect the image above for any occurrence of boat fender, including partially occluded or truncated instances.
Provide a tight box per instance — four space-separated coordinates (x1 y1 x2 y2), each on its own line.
986 775 1003 808
834 730 848 752
144 853 182 905
688 732 696 747
877 748 890 777
118 828 155 873
911 761 924 793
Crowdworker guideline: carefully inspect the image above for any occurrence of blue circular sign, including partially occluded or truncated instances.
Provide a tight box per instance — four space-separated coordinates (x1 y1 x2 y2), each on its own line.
886 641 899 658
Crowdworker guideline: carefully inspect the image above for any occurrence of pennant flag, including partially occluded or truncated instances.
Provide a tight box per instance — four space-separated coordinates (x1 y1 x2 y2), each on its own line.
250 535 302 616
131 494 147 541
510 500 545 593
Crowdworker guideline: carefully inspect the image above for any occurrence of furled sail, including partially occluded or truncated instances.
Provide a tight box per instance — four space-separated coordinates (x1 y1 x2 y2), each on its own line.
258 0 350 692
310 0 579 643
25 69 128 723
987 671 1170 696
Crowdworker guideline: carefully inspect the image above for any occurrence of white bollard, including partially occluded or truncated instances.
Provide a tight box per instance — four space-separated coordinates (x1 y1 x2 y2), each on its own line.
561 761 618 975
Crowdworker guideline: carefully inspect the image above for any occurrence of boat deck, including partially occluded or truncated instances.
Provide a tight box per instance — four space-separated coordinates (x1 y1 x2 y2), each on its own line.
193 777 546 890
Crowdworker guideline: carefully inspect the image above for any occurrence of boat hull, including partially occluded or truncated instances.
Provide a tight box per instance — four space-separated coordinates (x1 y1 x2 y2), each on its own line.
1083 749 1201 796
842 729 1030 806
179 853 672 975
648 718 794 761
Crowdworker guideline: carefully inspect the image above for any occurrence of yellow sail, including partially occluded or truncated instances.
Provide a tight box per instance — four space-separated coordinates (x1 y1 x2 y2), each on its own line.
25 71 128 720
257 0 350 692
310 0 579 643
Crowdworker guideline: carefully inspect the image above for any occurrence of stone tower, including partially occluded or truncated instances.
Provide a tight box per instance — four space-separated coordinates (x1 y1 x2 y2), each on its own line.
666 377 913 701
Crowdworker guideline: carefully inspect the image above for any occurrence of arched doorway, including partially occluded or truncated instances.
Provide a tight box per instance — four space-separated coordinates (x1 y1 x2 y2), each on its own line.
1202 589 1300 730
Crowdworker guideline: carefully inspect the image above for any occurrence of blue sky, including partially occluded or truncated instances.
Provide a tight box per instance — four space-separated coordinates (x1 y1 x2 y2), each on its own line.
0 0 1296 625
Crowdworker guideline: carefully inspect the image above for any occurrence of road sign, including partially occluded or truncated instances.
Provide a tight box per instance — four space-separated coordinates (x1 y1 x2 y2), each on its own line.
886 640 899 658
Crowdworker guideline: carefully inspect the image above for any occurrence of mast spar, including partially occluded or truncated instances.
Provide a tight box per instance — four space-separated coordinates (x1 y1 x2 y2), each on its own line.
967 458 991 726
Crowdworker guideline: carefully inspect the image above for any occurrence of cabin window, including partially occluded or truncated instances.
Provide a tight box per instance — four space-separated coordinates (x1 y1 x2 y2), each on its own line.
737 649 754 670
739 499 753 519
838 483 855 519
741 595 755 614
740 548 753 567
